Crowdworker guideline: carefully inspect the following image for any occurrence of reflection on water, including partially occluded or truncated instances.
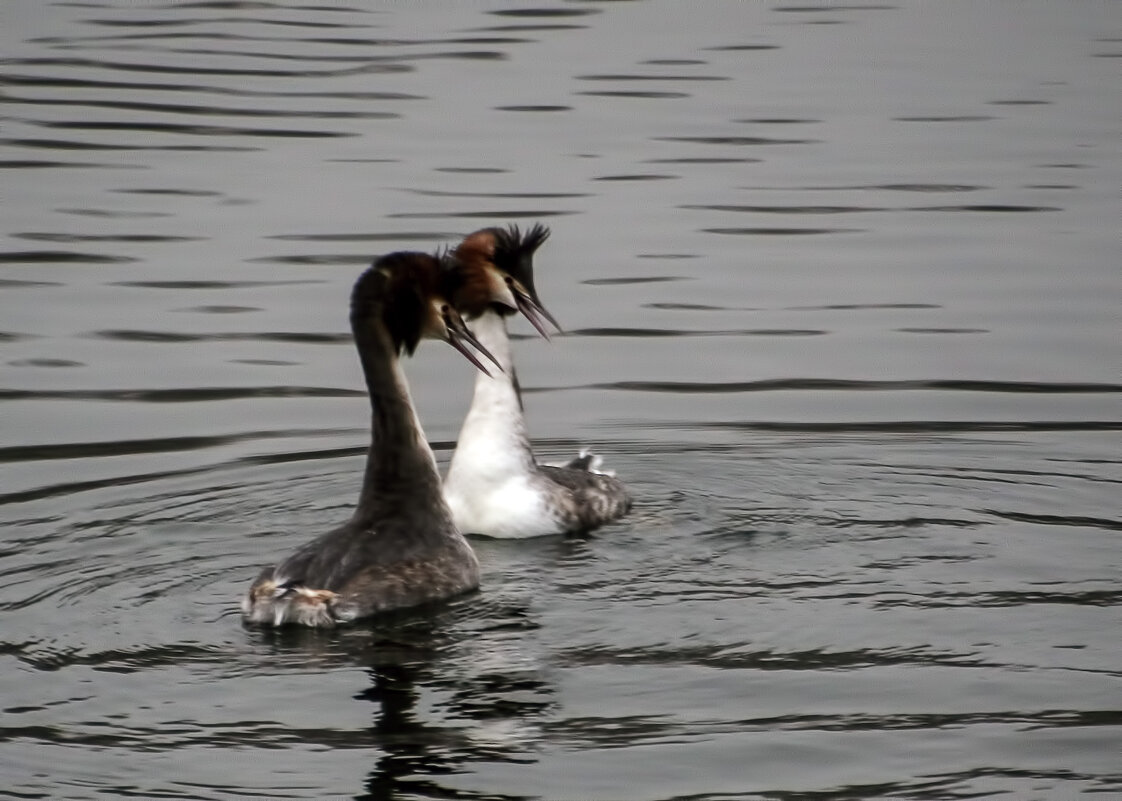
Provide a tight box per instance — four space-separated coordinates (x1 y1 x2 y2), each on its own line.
2 1 1121 799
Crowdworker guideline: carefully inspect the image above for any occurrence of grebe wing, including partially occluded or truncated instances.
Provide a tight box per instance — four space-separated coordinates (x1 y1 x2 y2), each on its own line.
536 463 633 531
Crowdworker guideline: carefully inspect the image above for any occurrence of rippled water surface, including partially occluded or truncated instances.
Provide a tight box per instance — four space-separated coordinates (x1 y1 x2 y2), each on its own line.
2 2 1121 799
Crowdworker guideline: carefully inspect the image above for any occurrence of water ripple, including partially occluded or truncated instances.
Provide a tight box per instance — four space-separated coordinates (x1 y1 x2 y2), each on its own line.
657 135 818 146
110 279 324 289
14 232 203 243
7 359 84 369
705 44 780 51
34 119 358 138
13 641 228 674
0 159 134 169
386 209 577 219
568 327 826 338
752 183 988 193
79 15 366 31
556 643 984 671
0 279 63 288
880 588 1122 609
703 226 864 236
7 56 414 77
268 231 457 242
0 250 136 264
489 8 600 18
576 90 690 99
647 157 756 164
788 302 939 310
983 509 1122 532
0 386 361 403
90 329 352 343
581 277 691 287
3 136 258 153
774 4 898 11
894 114 997 122
0 428 346 465
578 378 1122 394
6 96 400 120
677 420 1122 434
684 203 884 213
908 203 1061 213
576 73 729 82
246 253 372 265
495 104 570 112
593 174 677 182
0 71 426 100
402 188 587 199
736 117 820 124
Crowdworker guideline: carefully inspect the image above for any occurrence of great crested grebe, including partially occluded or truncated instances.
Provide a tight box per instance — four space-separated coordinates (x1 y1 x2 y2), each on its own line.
242 251 499 627
443 224 632 538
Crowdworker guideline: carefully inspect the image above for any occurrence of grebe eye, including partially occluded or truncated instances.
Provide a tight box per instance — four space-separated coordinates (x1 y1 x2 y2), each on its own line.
441 304 450 314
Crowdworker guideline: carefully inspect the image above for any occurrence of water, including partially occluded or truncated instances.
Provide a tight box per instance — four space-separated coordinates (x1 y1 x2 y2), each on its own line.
2 2 1120 798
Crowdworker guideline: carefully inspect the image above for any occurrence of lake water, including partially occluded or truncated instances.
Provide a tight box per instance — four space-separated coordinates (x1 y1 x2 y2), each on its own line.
2 2 1120 799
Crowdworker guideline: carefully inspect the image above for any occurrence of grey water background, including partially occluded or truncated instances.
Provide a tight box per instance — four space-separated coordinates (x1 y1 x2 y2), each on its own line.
1 1 1120 798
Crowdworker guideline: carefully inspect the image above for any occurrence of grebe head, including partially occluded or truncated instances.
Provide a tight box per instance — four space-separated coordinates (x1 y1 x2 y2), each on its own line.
449 223 561 338
442 246 518 320
351 251 498 374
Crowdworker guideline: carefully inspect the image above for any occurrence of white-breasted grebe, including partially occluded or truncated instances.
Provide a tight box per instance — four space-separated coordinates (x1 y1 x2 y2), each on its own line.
443 224 632 538
242 252 497 627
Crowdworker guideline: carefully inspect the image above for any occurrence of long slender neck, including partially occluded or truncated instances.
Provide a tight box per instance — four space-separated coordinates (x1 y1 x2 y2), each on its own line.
351 318 446 526
447 310 535 477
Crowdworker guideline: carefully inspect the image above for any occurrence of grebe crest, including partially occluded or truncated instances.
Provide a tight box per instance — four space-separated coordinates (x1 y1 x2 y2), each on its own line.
450 224 559 338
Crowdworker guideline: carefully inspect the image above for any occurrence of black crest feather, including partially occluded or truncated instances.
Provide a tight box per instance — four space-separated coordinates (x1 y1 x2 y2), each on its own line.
351 252 435 355
490 223 550 297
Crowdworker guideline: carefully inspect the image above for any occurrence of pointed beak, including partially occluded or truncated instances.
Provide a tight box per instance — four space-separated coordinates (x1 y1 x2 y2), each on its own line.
511 281 562 340
492 279 519 315
444 308 502 376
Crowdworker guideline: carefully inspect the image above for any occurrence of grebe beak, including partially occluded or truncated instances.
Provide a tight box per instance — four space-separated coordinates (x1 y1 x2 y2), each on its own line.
444 306 502 376
510 279 562 340
493 280 519 314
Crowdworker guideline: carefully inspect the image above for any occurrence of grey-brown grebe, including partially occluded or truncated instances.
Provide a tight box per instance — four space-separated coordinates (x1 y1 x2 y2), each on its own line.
242 252 497 627
443 225 632 538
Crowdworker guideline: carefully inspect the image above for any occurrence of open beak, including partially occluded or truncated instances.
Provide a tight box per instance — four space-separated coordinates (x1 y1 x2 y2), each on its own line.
444 308 502 376
511 281 562 340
